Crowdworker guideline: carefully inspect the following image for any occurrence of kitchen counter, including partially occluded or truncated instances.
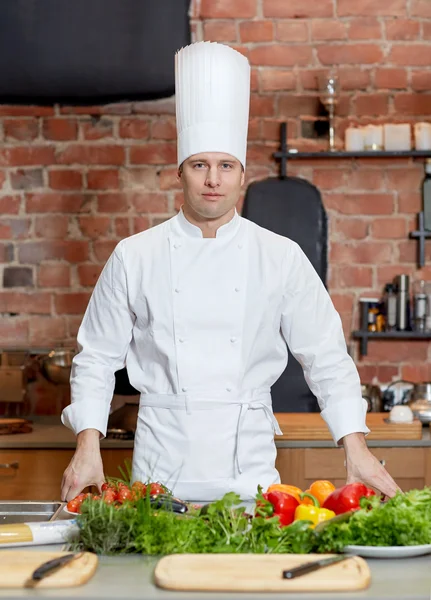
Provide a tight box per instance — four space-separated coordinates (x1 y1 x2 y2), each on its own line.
0 416 430 449
0 549 430 600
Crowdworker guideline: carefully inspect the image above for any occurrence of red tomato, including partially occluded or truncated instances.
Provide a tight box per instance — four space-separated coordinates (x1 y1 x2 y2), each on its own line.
131 481 146 500
148 483 164 496
102 489 117 505
101 482 116 493
117 487 133 504
66 499 80 513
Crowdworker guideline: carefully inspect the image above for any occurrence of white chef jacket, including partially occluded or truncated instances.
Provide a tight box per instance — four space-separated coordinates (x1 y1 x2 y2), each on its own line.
62 208 368 502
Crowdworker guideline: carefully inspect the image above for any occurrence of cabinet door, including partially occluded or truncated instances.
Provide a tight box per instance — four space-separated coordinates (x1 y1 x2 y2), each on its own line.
101 449 133 480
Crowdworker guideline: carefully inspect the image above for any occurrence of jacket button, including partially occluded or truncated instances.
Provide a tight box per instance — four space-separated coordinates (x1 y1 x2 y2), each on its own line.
175 288 181 293
230 337 238 343
181 387 187 392
235 287 240 292
226 387 232 392
238 244 243 250
178 337 185 343
173 243 181 249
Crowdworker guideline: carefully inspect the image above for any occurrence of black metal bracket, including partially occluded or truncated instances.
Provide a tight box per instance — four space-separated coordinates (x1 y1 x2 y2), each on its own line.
409 211 431 268
352 330 431 356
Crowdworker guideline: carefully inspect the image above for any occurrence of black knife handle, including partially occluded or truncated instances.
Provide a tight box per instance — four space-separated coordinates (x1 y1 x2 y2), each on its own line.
283 561 322 580
32 553 77 581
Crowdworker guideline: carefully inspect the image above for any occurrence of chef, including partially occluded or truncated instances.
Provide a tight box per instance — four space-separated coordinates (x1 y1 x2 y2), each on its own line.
61 41 399 503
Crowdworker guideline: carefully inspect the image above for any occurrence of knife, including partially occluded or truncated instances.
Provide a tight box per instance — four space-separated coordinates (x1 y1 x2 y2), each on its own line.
282 555 353 579
29 553 81 583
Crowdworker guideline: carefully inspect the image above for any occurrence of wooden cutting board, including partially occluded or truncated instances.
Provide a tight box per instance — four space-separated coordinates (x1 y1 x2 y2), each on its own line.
154 553 371 592
0 418 32 435
274 412 422 440
0 551 98 588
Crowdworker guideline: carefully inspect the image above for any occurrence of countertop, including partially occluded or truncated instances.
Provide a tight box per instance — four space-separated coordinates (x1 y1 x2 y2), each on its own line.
0 548 430 600
0 417 430 450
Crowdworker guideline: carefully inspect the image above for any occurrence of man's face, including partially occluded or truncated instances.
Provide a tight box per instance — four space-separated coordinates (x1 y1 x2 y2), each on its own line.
178 152 245 220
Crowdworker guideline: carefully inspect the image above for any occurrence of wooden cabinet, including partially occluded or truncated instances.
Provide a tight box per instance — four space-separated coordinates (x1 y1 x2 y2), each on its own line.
276 447 431 492
0 449 133 501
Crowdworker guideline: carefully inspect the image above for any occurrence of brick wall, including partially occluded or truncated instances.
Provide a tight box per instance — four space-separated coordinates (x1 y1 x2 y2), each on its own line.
1 0 431 391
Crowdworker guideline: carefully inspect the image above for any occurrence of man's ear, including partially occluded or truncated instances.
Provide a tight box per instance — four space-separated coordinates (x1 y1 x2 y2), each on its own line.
240 170 245 186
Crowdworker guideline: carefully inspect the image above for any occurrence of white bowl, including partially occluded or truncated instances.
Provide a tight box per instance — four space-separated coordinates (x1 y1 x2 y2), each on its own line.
388 405 414 423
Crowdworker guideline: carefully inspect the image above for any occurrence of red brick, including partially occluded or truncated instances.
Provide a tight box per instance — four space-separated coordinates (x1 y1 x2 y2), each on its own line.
78 216 111 239
246 143 277 165
338 265 373 287
371 218 407 239
35 215 69 239
260 70 296 91
261 119 298 141
411 0 431 16
119 118 150 139
200 0 257 17
9 169 43 190
151 118 177 140
348 18 382 40
0 196 20 214
133 217 151 233
0 106 54 117
133 98 176 116
66 316 82 339
247 118 260 140
203 20 237 42
93 240 117 261
159 168 182 191
275 21 308 43
325 193 394 214
0 147 55 167
367 340 428 362
317 44 383 65
263 0 333 17
122 167 158 190
0 317 29 345
411 70 431 91
423 22 431 39
129 143 176 165
60 103 131 116
349 170 385 190
42 118 78 141
330 293 355 313
376 265 414 286
0 218 31 239
386 168 422 192
25 193 88 213
96 193 129 213
398 192 421 214
389 45 431 66
401 364 431 382
55 293 91 315
311 20 347 41
0 292 51 315
0 171 5 190
354 93 389 116
250 96 274 117
57 145 125 165
278 95 320 117
115 217 131 238
18 241 89 264
250 68 259 91
385 19 420 40
394 93 431 116
330 241 392 264
48 169 83 190
131 192 168 213
77 264 103 287
81 119 114 140
87 169 120 190
338 0 406 16
332 218 369 240
239 21 274 43
313 169 347 189
374 68 408 89
249 45 312 67
398 239 431 262
4 118 39 141
29 317 67 345
38 265 71 288
357 365 399 384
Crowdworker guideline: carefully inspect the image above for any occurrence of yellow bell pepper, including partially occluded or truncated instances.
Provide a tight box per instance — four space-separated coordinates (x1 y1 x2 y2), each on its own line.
294 492 335 528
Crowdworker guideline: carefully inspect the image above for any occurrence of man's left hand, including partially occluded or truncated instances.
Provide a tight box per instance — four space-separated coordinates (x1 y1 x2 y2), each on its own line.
342 432 401 498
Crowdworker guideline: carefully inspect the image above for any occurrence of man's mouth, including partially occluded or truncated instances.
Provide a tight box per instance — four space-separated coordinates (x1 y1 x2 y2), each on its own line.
202 193 223 198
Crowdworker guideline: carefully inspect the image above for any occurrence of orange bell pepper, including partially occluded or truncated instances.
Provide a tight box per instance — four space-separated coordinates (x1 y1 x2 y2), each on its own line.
266 484 302 503
301 480 335 507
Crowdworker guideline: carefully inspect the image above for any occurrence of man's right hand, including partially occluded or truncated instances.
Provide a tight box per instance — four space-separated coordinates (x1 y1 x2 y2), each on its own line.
61 428 105 501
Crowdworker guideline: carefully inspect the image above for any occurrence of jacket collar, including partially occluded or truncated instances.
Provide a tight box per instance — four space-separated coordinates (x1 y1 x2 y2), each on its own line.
172 207 241 239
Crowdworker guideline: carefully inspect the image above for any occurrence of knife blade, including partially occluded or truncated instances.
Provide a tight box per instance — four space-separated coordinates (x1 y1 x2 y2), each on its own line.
282 554 353 579
30 552 81 582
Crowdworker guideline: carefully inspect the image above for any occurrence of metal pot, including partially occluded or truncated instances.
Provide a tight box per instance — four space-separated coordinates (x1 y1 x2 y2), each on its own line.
40 349 75 385
107 402 139 432
407 383 431 423
361 384 383 412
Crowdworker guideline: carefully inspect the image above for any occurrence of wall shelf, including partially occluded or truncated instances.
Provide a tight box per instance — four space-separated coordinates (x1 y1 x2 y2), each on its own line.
274 149 431 160
352 330 431 356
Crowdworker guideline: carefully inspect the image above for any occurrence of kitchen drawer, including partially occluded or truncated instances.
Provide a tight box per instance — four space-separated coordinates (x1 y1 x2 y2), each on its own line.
303 447 426 480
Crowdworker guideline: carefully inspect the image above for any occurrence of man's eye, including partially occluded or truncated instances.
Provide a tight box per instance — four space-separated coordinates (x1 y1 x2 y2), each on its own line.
221 163 233 169
194 163 206 168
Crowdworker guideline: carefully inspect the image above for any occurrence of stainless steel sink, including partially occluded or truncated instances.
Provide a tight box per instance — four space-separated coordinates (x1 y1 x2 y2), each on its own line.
0 501 63 524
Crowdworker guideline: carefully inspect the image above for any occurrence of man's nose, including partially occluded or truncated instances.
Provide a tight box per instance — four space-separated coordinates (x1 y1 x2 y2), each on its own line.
205 167 220 187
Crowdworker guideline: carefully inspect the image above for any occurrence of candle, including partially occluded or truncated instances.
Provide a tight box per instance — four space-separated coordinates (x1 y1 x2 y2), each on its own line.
345 128 364 151
414 123 431 151
384 124 411 151
363 125 383 151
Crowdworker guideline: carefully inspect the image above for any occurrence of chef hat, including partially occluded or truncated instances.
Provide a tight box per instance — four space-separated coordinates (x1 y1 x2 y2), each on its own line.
175 41 251 169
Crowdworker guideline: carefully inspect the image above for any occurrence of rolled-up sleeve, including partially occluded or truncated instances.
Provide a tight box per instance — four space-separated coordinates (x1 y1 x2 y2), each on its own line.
61 242 135 437
280 241 369 444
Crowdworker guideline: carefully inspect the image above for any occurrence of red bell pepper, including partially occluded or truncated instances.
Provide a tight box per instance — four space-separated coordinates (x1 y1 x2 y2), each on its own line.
266 491 299 526
322 482 375 515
